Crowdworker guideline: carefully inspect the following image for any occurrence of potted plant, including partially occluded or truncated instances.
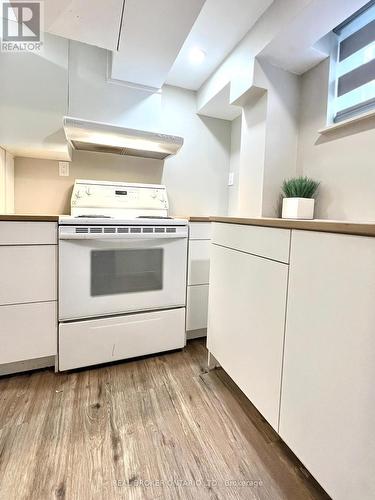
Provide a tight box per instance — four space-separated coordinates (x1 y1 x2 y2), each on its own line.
281 176 319 220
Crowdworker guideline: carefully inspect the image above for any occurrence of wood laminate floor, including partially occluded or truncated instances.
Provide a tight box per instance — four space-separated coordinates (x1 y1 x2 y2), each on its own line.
0 339 329 500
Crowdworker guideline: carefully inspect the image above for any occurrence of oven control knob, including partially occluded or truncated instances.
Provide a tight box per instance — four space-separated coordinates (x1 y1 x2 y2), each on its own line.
151 190 158 199
75 189 82 199
86 187 92 196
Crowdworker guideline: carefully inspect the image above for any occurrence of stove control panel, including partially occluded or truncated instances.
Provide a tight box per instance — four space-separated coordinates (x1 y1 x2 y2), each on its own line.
71 180 169 217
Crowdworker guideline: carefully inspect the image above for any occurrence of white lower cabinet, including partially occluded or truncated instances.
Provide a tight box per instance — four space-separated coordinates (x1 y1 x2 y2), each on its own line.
59 308 186 371
186 222 211 337
0 245 57 305
207 242 289 430
188 240 210 285
186 284 209 331
0 222 57 374
0 302 57 364
280 230 375 500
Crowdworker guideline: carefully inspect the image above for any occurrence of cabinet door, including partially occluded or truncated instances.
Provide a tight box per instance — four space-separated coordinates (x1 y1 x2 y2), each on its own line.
207 243 288 429
0 302 57 364
0 245 57 305
280 231 375 500
186 284 209 331
0 222 57 245
188 240 210 285
189 222 211 240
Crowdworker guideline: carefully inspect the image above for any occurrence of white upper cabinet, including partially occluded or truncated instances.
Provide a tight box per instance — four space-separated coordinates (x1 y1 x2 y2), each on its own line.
44 0 125 51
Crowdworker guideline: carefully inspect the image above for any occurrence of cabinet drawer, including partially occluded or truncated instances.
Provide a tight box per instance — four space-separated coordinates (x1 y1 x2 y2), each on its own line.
189 222 211 240
0 222 57 245
188 240 210 285
0 245 57 305
59 308 185 371
186 284 209 331
0 302 57 364
212 223 290 263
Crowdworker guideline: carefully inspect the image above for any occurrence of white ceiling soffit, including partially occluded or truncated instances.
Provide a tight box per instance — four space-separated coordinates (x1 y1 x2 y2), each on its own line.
166 0 274 91
258 0 371 75
43 0 125 51
111 0 206 90
197 83 242 121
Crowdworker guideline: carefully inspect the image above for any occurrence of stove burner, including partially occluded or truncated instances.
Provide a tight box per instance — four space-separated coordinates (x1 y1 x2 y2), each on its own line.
75 215 113 218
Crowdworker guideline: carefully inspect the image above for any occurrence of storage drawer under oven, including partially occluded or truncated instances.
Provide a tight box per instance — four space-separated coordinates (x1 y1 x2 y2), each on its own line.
58 308 185 371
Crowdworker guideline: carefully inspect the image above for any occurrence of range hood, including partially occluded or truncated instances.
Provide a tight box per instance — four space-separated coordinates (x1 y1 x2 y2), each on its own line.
63 116 183 160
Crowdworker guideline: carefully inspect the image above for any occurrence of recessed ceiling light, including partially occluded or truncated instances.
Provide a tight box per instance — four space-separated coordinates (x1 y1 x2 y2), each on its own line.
189 47 206 64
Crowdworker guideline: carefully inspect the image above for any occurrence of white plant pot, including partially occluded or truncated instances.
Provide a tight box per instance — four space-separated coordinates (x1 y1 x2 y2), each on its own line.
282 197 315 220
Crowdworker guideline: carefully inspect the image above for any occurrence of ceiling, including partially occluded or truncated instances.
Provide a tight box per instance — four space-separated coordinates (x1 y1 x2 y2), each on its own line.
43 0 125 51
41 0 274 92
41 0 367 95
258 0 371 75
111 0 205 89
166 0 274 90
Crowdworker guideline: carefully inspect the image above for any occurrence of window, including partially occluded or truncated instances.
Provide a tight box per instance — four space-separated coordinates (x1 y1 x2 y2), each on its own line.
331 1 375 122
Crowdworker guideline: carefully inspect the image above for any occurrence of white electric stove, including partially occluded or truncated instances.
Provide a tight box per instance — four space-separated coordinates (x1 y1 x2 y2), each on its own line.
58 179 188 371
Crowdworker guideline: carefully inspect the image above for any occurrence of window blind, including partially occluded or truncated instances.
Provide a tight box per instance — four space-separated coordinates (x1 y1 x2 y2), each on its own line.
333 1 375 122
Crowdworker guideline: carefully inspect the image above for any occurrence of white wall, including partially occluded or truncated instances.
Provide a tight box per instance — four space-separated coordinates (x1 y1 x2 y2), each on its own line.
227 60 300 218
260 61 300 216
68 41 162 131
161 86 231 216
197 0 312 110
0 33 69 160
228 116 241 215
12 42 231 216
14 152 162 215
239 93 267 216
298 59 375 222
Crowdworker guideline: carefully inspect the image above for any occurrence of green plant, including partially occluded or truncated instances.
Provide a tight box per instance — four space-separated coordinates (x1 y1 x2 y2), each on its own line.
282 176 319 199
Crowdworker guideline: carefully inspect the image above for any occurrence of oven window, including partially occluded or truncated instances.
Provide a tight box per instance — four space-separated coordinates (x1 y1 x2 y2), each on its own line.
91 248 163 296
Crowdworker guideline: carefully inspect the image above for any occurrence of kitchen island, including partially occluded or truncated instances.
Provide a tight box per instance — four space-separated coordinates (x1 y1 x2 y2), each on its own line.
207 217 375 500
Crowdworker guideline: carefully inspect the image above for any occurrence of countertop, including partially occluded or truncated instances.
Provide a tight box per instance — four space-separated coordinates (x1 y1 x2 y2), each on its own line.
2 214 375 237
210 217 375 237
0 214 61 222
1 214 211 223
175 216 211 222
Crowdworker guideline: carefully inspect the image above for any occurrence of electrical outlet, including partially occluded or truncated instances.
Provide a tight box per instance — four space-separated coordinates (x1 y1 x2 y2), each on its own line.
228 172 234 186
59 162 70 177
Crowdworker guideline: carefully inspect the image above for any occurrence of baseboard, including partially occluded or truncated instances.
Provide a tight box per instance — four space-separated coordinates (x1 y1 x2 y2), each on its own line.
186 328 207 340
0 356 56 376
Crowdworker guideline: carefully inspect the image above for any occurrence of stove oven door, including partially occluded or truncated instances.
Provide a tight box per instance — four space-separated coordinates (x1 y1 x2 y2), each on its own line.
59 235 188 321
